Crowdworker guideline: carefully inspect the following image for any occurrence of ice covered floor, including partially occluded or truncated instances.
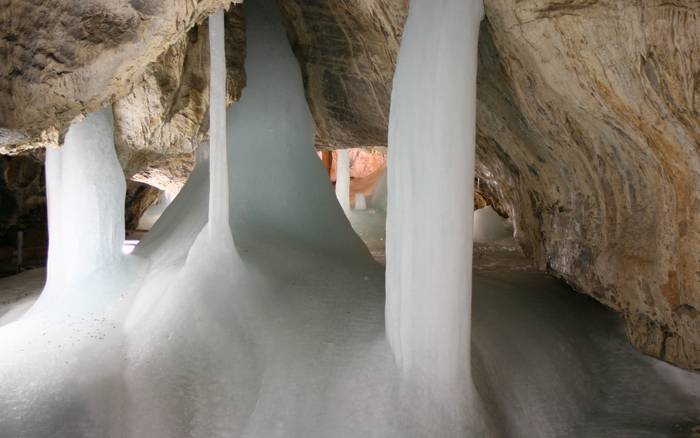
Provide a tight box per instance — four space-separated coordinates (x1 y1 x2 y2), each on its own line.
0 268 43 326
0 231 698 437
470 246 700 437
348 206 700 437
0 0 697 434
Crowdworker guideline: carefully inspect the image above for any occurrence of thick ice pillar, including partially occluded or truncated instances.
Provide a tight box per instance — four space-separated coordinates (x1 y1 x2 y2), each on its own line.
208 10 230 239
43 108 126 293
385 0 483 401
335 149 351 215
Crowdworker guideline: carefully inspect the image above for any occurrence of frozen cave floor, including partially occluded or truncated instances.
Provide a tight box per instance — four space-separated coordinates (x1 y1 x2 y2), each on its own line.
0 223 699 437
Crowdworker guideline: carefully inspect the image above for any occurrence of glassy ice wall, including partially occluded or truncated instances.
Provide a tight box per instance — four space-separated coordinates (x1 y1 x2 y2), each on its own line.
385 0 484 415
227 0 366 257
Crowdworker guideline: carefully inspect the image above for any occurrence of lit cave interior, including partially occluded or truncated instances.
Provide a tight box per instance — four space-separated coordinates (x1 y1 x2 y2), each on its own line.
0 1 699 437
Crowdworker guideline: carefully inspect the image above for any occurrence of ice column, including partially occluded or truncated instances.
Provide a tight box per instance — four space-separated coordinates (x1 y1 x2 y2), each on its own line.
208 10 230 239
43 108 126 292
385 0 483 398
335 149 351 215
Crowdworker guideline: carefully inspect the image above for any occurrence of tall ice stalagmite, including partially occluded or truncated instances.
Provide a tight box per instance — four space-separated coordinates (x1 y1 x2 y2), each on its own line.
385 0 484 416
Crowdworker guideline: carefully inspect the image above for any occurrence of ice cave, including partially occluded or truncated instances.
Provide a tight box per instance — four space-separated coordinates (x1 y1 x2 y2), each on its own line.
0 0 699 437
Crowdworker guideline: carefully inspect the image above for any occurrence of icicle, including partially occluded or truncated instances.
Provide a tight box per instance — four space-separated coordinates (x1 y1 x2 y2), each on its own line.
335 149 351 215
208 10 229 239
385 0 484 411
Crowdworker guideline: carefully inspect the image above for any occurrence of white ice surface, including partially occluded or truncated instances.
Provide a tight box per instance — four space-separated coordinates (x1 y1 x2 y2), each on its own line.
0 0 698 437
385 0 485 432
0 269 44 327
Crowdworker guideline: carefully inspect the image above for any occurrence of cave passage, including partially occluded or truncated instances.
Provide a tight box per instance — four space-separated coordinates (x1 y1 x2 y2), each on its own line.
0 0 698 437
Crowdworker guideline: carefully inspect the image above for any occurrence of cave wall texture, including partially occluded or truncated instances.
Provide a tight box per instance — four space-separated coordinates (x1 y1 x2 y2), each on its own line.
0 0 237 154
476 0 700 372
277 0 407 148
0 0 699 371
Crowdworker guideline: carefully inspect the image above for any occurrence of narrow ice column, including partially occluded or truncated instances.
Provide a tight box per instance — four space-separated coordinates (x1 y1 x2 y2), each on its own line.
385 0 483 399
335 149 351 215
43 107 126 292
208 10 230 238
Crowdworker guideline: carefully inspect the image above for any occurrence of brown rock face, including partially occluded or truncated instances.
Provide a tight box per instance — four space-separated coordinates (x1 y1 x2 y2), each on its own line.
0 0 237 153
277 0 407 148
113 6 246 190
475 1 700 371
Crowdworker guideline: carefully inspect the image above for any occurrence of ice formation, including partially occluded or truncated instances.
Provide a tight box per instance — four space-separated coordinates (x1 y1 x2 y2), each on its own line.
335 149 351 215
385 0 484 431
0 0 699 437
207 10 231 242
354 193 367 210
34 107 131 313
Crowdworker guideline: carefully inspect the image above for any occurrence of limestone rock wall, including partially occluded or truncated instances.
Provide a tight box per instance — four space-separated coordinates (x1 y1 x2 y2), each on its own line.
476 0 700 371
277 0 407 148
0 0 237 154
113 6 246 191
